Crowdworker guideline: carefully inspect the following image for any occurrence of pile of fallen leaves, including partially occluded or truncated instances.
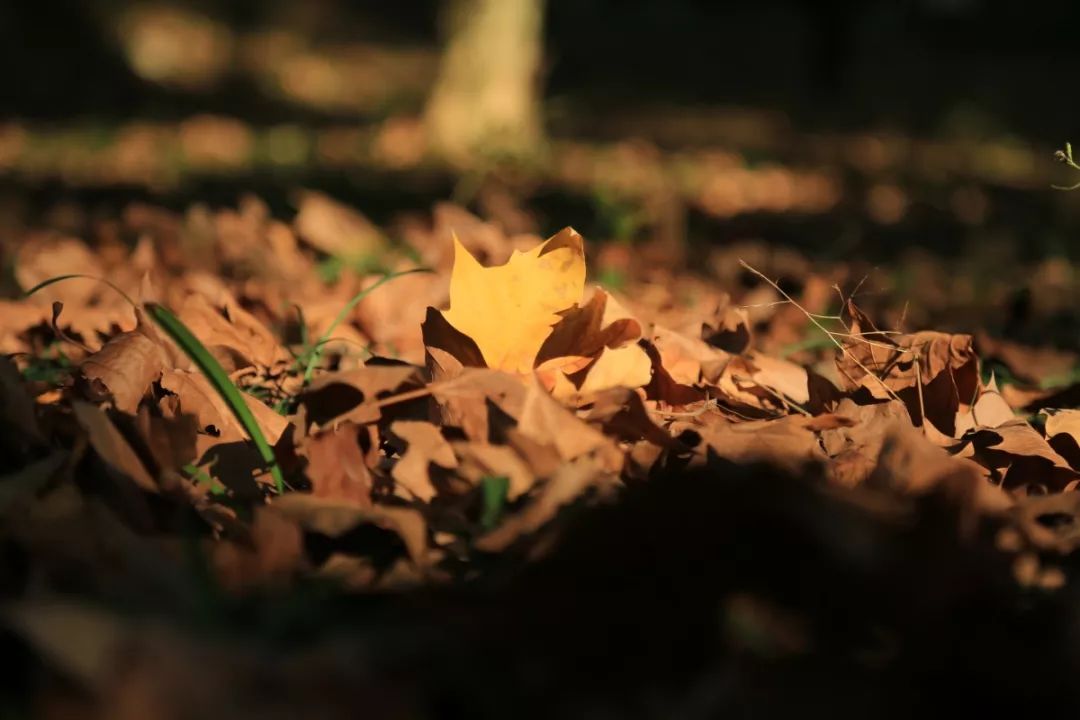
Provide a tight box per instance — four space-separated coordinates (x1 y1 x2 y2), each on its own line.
3 192 1080 716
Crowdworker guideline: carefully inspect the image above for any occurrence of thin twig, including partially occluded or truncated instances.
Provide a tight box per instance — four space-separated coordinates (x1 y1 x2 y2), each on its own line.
648 400 717 418
738 260 905 404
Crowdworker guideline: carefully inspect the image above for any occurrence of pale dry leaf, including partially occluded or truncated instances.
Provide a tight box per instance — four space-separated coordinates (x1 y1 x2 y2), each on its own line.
453 441 536 500
675 414 827 474
389 420 458 501
293 190 386 258
72 401 158 493
651 325 732 386
954 377 1016 437
474 457 612 552
956 420 1079 490
271 494 428 567
516 382 620 466
303 362 425 427
160 369 288 443
298 423 374 505
747 352 811 405
175 293 286 372
15 235 106 306
1042 408 1080 471
572 344 653 399
77 311 169 414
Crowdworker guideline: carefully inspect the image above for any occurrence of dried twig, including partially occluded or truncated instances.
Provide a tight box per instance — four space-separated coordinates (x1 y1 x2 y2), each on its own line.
738 260 905 404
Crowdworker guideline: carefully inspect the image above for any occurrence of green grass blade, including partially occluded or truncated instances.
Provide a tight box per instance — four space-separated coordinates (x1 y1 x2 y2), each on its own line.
479 475 510 531
301 267 430 385
146 302 286 494
22 273 136 306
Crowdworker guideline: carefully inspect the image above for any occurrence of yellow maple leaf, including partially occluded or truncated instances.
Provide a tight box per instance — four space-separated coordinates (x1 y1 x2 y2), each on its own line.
441 227 585 374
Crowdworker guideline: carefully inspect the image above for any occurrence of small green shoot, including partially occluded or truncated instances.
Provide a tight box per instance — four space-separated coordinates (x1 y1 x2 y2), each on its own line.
20 344 72 386
479 475 510 531
300 268 431 386
596 267 627 292
146 302 286 494
182 463 227 496
1053 142 1080 190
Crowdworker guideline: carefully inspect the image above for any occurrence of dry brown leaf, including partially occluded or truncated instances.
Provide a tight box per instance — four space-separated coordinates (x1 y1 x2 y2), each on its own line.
15 234 106 306
674 414 827 474
77 311 169 414
271 494 428 567
1043 409 1080 471
837 302 978 436
211 506 306 592
650 325 731 386
388 420 458 501
298 423 374 505
160 369 288 443
174 293 286 372
516 382 622 469
955 420 1079 491
293 190 386 258
582 387 682 449
474 457 613 552
453 442 537 500
353 266 446 364
72 401 158 493
428 368 528 441
535 288 643 368
302 361 425 428
954 377 1016 437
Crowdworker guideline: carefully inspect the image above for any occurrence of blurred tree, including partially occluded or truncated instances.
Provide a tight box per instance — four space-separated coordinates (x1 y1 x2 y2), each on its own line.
424 0 546 165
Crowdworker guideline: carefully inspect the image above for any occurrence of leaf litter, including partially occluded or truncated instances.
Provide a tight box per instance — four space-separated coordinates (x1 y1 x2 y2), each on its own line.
2 193 1080 716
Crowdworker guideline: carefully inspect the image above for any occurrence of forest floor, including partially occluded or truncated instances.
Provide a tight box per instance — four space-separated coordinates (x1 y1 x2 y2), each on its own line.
2 119 1080 717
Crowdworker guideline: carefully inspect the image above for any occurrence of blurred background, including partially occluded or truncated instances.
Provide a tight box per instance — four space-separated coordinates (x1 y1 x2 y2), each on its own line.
0 0 1078 347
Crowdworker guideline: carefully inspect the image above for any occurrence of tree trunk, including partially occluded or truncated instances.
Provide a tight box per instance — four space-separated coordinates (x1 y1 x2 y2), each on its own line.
424 0 546 165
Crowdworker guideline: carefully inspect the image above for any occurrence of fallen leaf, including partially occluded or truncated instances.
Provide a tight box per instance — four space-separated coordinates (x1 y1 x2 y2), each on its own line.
72 401 158 493
175 292 286 372
298 423 374 505
389 420 458 501
650 325 731 386
437 227 585 373
474 457 613 552
302 361 425 428
15 234 106 306
454 442 537 500
293 190 386 258
565 343 654 399
956 420 1078 491
271 494 428 567
674 414 827 475
954 376 1016 437
516 382 622 469
160 369 288 444
837 301 978 436
211 506 306 592
77 311 169 414
1043 408 1080 470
